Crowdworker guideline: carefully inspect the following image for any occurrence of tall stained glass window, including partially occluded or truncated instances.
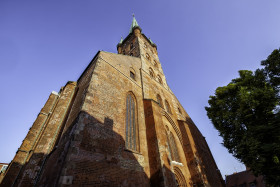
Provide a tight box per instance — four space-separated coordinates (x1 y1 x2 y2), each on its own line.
169 133 180 162
126 94 137 151
165 100 172 114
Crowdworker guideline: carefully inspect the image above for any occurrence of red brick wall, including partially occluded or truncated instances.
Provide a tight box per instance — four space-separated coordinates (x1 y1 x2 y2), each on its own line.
1 92 59 186
2 28 226 187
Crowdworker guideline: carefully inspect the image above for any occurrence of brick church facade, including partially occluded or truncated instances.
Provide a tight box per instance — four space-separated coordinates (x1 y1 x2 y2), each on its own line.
1 17 225 187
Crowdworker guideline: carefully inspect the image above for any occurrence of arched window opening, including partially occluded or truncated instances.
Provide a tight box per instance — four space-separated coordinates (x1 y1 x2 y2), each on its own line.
165 100 172 114
156 94 163 108
126 93 138 151
130 68 136 80
178 107 182 114
153 60 158 67
165 131 172 159
169 133 180 162
157 75 163 84
149 68 154 78
143 42 147 48
146 53 150 60
130 71 135 80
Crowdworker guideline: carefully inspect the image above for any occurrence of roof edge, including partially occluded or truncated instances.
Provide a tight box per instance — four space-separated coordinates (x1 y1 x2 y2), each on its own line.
77 51 101 83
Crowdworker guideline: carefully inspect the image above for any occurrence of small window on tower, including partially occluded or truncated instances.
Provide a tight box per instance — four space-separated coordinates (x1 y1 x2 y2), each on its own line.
165 100 172 114
157 75 163 84
153 60 158 67
178 107 182 114
130 43 133 50
146 53 150 60
157 94 163 108
149 68 154 78
143 43 147 48
130 71 135 80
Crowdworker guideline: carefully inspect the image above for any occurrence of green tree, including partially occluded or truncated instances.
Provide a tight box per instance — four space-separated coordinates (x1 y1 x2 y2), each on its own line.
205 49 280 185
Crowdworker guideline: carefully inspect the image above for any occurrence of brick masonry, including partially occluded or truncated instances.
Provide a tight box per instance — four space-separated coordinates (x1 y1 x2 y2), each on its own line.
1 22 225 187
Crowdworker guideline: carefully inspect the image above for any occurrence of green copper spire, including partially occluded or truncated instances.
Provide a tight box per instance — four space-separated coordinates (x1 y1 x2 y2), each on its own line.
119 36 123 44
117 36 123 48
129 14 141 34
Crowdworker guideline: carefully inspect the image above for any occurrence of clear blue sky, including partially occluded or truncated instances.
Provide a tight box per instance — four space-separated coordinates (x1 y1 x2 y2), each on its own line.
1 0 280 178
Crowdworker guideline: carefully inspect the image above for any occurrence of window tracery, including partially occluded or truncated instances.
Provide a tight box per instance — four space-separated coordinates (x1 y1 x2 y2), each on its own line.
126 93 138 151
168 132 180 162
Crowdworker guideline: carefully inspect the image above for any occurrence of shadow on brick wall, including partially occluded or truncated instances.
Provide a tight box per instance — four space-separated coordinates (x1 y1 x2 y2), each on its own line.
1 111 180 187
38 111 151 186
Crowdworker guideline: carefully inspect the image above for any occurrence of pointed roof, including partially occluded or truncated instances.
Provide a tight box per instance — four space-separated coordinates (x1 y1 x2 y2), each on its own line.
119 37 123 44
148 37 157 48
129 14 141 34
117 36 123 48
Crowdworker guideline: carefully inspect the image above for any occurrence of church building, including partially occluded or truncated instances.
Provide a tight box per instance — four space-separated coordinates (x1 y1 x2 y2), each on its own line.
1 16 225 187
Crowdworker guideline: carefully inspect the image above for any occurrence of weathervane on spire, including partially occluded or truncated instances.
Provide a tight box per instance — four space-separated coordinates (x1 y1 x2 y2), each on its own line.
129 14 140 34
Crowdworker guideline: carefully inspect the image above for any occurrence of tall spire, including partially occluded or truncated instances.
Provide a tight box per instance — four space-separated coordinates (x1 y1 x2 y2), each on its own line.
129 14 141 34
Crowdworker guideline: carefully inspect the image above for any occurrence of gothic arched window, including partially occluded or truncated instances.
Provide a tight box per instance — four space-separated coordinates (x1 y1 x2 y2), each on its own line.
165 131 172 159
153 60 158 68
169 133 180 162
157 94 163 108
126 93 138 151
146 53 150 60
130 68 136 80
149 67 154 78
178 106 182 114
165 100 172 114
157 75 163 84
143 42 147 48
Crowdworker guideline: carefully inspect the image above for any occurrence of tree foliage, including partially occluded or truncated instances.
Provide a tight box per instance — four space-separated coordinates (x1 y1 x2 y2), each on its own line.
206 49 280 185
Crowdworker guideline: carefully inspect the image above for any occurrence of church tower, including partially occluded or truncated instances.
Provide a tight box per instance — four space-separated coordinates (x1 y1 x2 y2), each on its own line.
1 16 225 187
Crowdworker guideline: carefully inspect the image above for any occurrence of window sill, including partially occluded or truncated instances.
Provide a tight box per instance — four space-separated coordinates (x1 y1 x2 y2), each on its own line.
171 161 183 166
